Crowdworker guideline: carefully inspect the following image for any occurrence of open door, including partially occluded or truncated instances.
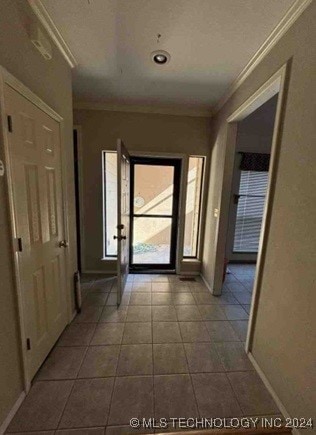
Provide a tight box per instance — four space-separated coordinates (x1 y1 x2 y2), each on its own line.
116 139 130 305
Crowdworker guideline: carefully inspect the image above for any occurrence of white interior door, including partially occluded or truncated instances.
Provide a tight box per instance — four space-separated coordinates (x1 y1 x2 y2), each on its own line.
116 139 130 305
4 84 68 380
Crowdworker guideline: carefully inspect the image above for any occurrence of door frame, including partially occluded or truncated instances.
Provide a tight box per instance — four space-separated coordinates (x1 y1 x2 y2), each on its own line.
213 62 290 355
129 151 187 273
73 125 85 272
0 66 72 391
129 156 182 271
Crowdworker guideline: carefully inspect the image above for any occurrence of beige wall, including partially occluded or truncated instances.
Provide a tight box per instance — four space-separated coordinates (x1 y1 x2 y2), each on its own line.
0 0 76 426
203 1 316 422
235 95 277 154
73 109 211 272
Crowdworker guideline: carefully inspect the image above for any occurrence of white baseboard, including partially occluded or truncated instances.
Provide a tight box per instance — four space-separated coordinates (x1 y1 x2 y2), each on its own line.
200 273 213 292
71 310 77 322
200 273 224 296
178 271 200 276
0 391 26 435
82 269 116 275
247 351 299 434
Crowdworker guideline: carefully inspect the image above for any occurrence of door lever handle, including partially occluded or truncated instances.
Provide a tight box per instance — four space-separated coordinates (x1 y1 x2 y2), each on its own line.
114 235 127 241
59 240 69 248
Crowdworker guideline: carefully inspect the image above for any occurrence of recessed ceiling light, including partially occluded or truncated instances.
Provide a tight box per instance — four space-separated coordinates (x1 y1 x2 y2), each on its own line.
151 50 170 65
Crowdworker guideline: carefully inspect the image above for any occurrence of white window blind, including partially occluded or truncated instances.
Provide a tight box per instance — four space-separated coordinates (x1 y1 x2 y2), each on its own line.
233 170 269 253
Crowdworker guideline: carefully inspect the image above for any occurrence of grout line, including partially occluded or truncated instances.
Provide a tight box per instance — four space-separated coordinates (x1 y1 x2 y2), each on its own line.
33 367 257 383
105 276 121 427
56 313 94 429
225 369 247 416
151 304 155 419
177 317 201 418
55 376 76 430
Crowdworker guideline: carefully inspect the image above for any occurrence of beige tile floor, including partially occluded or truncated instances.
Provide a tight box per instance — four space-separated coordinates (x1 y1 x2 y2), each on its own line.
7 265 281 434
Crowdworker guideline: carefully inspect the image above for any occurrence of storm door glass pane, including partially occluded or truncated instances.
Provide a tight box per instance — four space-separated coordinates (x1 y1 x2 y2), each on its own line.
133 217 172 264
134 165 174 215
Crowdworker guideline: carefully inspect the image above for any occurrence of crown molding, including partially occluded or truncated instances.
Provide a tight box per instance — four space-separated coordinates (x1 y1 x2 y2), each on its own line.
28 0 311 112
213 0 313 114
28 0 78 68
73 101 213 118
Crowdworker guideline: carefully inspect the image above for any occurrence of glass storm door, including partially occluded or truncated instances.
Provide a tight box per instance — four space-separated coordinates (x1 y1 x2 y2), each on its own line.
116 139 130 304
130 157 181 270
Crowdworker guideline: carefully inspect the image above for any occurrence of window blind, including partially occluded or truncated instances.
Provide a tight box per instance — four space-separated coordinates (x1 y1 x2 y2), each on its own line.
233 170 269 253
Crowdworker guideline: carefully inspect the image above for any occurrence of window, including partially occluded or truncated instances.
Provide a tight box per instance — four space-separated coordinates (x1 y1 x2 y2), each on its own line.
102 151 117 257
233 170 269 253
183 156 205 258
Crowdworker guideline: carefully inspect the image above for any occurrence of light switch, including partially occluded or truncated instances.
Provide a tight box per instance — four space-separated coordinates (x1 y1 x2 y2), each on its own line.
214 208 219 218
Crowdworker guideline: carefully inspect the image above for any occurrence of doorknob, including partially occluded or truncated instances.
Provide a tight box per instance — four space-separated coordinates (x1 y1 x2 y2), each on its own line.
59 240 69 248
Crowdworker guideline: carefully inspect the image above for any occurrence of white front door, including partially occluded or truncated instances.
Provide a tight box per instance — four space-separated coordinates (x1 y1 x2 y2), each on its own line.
116 139 130 305
4 84 68 380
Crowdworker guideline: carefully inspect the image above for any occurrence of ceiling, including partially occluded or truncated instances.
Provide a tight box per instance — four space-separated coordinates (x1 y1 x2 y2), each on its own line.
40 0 297 116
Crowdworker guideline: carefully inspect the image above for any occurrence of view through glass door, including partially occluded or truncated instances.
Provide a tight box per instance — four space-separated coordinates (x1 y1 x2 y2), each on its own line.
130 157 181 271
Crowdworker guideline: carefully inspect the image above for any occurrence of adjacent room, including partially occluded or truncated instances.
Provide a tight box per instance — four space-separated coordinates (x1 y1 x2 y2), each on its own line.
224 95 278 307
0 0 315 434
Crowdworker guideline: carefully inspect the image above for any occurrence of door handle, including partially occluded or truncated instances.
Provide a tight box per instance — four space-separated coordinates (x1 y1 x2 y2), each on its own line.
113 235 127 241
59 240 69 248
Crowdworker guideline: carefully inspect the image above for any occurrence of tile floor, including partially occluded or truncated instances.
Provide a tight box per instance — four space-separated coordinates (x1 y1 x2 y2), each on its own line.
7 265 281 434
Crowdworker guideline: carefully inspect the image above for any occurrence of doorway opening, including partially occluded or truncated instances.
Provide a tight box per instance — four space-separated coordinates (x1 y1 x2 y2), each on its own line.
226 95 278 264
217 63 289 355
73 128 82 272
102 150 206 284
129 156 181 272
224 96 278 319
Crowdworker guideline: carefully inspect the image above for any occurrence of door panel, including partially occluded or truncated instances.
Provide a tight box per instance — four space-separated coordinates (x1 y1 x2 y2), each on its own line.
4 84 67 380
46 168 58 237
25 164 42 244
32 266 48 342
116 139 130 305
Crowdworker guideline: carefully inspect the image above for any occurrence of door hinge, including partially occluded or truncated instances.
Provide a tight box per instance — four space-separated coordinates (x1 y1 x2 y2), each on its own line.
26 338 31 350
233 194 240 205
7 115 13 133
17 237 23 252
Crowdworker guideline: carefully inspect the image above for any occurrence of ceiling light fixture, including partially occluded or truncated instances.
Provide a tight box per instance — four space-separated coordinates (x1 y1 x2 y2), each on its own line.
151 50 170 65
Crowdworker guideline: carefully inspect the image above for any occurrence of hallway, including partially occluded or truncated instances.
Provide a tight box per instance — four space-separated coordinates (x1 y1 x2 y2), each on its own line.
7 270 280 433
